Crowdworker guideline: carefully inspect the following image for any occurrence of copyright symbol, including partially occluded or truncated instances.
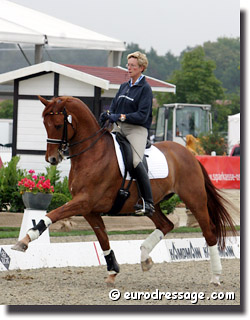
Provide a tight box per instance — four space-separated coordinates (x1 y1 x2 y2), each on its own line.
109 289 121 301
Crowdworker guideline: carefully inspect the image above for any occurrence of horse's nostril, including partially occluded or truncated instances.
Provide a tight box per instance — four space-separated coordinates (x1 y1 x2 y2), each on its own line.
49 157 57 165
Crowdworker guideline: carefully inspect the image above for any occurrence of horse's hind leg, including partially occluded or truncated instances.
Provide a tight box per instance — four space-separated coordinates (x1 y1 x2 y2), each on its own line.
84 213 120 285
140 203 174 271
178 188 222 285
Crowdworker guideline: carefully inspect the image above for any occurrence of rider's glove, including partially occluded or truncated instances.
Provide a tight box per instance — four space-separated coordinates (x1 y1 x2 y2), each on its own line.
99 111 110 127
108 113 121 123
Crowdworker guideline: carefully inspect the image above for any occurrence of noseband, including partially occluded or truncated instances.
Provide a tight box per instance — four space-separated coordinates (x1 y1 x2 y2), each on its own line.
45 108 107 159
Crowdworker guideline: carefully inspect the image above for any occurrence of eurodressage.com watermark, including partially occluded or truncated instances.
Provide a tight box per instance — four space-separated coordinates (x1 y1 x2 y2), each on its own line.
108 289 235 304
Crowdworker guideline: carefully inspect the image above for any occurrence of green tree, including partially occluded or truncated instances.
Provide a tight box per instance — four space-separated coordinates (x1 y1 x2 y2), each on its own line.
158 46 224 105
203 37 240 94
0 100 13 118
227 90 240 115
212 90 240 134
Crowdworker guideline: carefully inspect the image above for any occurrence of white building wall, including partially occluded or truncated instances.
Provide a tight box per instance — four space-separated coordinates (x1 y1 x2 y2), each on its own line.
18 154 70 178
16 99 47 150
59 75 94 96
0 119 13 144
18 73 54 95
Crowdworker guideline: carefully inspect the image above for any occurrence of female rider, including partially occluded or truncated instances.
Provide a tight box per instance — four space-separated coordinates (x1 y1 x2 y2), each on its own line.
100 51 154 216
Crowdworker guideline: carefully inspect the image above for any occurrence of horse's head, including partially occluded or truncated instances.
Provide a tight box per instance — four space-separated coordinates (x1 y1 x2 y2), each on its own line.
40 96 76 165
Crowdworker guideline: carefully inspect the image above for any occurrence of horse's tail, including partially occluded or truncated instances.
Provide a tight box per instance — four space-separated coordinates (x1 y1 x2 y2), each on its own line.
198 161 237 249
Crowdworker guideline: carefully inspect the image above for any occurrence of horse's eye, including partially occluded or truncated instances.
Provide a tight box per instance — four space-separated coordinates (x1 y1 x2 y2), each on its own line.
55 124 63 130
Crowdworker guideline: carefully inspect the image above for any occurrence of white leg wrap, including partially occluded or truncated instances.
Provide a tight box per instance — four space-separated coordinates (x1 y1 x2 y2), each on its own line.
141 246 150 262
209 244 222 275
140 229 164 261
27 216 52 242
27 229 39 241
44 216 52 228
103 249 111 256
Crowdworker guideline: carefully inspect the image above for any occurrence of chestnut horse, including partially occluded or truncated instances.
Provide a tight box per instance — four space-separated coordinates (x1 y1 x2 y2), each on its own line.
12 96 236 285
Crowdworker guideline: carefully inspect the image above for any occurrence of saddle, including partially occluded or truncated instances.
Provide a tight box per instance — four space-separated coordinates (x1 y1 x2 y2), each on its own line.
105 132 149 215
115 132 149 178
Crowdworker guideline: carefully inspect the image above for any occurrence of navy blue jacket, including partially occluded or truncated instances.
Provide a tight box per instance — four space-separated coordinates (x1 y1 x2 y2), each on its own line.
110 77 153 129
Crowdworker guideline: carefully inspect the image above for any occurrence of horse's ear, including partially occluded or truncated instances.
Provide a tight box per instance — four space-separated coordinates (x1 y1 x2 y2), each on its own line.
38 95 49 106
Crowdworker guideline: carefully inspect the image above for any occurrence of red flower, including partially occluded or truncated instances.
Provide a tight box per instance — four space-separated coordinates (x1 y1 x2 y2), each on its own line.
18 170 54 194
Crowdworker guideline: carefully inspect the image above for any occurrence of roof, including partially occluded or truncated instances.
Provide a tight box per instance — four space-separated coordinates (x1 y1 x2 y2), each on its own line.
0 61 110 90
0 0 125 51
0 61 176 93
64 64 176 92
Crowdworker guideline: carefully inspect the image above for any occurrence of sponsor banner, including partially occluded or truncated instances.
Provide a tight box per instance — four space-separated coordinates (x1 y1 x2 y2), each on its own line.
0 237 240 271
164 237 240 262
196 156 240 189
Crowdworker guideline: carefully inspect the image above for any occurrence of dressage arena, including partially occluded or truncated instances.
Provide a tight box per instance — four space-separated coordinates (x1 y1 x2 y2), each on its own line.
0 190 240 306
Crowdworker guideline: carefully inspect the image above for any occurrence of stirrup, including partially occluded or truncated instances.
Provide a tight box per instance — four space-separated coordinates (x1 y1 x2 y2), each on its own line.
134 198 155 217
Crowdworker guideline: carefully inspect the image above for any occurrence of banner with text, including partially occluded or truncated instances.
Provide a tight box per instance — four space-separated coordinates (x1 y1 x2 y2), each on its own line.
196 156 240 189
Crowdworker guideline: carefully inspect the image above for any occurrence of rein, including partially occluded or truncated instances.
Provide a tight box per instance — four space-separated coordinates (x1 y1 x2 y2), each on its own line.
45 108 107 160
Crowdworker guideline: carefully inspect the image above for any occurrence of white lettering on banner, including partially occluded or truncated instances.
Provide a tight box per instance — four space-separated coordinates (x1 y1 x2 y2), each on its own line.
209 172 240 182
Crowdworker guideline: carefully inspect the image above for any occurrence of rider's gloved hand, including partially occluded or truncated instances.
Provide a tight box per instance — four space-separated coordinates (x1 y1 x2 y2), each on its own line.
108 113 120 123
99 111 110 126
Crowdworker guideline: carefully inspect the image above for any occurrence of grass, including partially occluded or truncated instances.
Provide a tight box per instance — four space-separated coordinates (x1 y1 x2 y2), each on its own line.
0 226 240 239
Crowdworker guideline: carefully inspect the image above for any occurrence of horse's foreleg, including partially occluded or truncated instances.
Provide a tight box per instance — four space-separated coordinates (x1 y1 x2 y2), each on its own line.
84 213 120 285
11 216 53 252
11 196 88 252
140 204 174 271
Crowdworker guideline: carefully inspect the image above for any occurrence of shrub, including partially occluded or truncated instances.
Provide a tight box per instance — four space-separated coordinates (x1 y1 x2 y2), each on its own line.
198 131 227 155
45 166 72 200
45 165 61 187
54 176 72 200
0 156 25 211
47 193 70 212
8 191 24 212
160 194 182 215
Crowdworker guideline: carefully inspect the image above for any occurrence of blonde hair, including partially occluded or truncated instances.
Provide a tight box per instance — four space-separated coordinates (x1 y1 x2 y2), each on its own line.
127 51 148 72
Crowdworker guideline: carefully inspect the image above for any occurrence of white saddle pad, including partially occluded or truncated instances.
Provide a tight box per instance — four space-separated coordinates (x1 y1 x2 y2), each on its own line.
111 133 168 180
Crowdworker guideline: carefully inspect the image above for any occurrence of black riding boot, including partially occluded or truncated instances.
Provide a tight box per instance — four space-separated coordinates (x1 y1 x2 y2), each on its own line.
134 162 155 217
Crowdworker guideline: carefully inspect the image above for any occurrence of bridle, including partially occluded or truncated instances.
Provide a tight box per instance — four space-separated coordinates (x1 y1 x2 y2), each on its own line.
45 108 107 160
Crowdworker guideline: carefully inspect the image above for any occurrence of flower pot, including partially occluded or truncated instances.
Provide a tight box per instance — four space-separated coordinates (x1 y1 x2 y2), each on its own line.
22 192 53 210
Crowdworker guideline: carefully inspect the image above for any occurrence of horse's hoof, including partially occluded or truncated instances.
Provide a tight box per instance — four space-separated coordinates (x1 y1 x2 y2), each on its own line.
141 257 154 272
105 274 117 286
210 274 221 286
11 241 28 252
